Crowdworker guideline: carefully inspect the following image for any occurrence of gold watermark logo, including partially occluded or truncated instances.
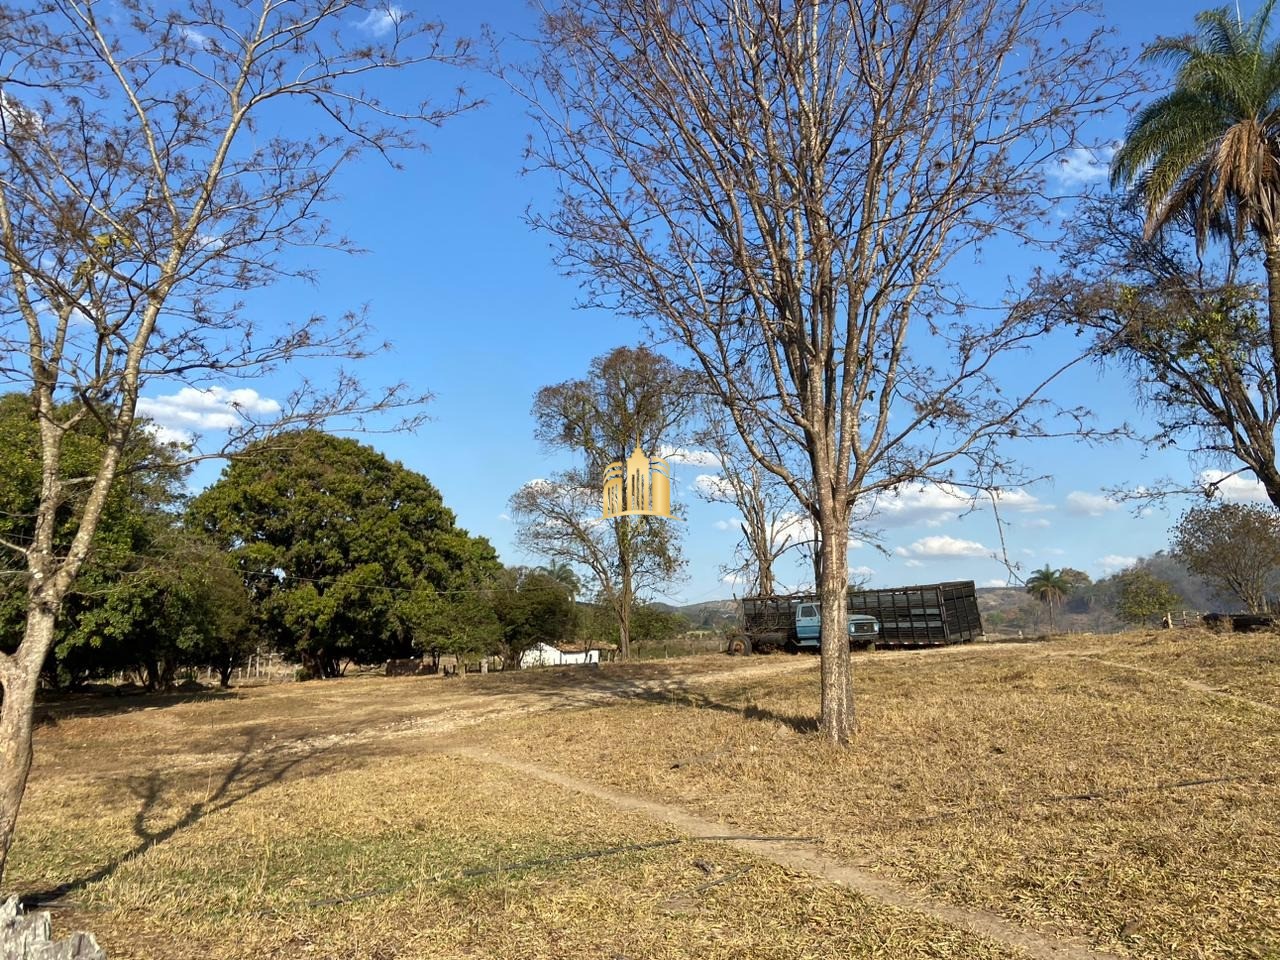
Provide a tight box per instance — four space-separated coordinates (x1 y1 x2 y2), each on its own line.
603 444 678 519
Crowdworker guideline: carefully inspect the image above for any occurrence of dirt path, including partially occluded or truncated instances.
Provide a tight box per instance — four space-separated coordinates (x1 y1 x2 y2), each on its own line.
101 655 823 776
201 642 1063 765
455 745 1121 960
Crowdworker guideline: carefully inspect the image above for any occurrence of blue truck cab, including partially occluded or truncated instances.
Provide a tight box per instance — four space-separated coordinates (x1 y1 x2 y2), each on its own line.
792 600 880 648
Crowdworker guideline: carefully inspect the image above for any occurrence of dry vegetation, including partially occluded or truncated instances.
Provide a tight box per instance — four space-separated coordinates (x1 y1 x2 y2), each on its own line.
11 630 1278 959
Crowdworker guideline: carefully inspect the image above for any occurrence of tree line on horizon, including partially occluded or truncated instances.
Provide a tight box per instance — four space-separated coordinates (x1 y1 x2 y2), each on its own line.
1020 499 1280 629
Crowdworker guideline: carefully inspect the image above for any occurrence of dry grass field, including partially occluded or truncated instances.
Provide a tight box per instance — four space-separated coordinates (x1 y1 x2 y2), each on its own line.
11 629 1279 959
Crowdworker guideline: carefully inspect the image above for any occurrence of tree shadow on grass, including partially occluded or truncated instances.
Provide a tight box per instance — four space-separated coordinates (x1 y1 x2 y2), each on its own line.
34 688 242 726
23 728 340 909
433 664 822 734
625 685 820 734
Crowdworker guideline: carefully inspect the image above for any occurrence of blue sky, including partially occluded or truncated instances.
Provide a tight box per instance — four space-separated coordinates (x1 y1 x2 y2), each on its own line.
136 0 1273 605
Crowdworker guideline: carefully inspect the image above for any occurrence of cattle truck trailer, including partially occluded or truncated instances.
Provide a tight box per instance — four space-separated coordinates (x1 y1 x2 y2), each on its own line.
738 580 982 653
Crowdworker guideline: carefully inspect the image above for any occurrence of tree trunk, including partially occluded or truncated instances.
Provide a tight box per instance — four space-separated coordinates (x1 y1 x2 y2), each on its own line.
1266 236 1280 417
0 609 53 878
617 594 631 661
816 511 854 746
753 529 775 597
617 524 633 660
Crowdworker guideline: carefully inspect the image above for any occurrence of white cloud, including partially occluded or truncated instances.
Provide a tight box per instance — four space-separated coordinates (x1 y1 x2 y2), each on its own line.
990 489 1051 513
849 565 875 577
897 535 989 558
983 578 1012 588
873 482 1048 529
770 511 815 549
657 445 721 468
1199 469 1270 504
694 473 734 499
1097 554 1137 574
904 559 925 568
713 519 736 531
1064 490 1121 517
1021 517 1052 529
181 26 209 49
355 5 403 36
721 571 748 586
497 513 511 522
1051 145 1116 186
875 482 971 527
136 386 281 435
142 423 193 446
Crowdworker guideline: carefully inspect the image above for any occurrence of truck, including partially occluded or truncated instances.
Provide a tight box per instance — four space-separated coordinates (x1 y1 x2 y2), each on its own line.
735 594 879 654
736 580 982 654
849 580 983 645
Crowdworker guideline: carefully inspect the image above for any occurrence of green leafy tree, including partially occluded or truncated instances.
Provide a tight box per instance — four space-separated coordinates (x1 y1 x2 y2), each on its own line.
62 531 252 689
1111 2 1280 277
630 604 692 649
492 568 577 668
404 584 503 665
1025 565 1072 630
1172 502 1280 611
189 432 499 677
1114 569 1184 626
535 561 582 602
0 393 194 685
1060 568 1095 614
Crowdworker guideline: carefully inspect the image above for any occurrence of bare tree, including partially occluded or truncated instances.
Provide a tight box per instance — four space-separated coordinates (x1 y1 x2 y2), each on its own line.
514 0 1126 744
1021 194 1280 506
510 474 682 658
0 0 475 878
693 400 803 596
511 346 694 659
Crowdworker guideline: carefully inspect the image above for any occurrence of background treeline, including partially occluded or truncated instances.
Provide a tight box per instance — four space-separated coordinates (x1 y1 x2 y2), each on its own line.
4 384 1268 689
985 547 1278 636
0 397 688 690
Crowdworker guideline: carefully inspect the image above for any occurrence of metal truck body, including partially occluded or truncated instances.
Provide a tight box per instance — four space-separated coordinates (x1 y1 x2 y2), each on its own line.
739 580 981 653
847 581 983 645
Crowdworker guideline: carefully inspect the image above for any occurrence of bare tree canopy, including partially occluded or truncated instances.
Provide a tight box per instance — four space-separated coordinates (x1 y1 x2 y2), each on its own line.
0 0 475 879
692 397 804 597
514 0 1128 743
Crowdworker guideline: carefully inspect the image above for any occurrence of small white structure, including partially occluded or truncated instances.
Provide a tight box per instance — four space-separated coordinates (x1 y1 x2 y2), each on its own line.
519 642 602 668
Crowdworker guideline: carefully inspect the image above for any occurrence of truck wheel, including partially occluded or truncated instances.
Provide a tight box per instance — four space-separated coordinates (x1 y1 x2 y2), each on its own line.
727 636 747 656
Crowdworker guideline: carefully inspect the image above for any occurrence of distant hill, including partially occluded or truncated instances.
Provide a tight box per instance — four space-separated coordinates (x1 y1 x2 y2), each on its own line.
652 598 739 630
655 558 1227 638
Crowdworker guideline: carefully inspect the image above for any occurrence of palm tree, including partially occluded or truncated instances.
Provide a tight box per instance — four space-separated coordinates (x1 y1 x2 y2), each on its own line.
1110 1 1280 359
536 561 581 601
1025 565 1071 631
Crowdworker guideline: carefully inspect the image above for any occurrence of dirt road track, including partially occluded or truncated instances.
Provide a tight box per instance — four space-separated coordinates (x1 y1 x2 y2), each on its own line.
456 745 1121 960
